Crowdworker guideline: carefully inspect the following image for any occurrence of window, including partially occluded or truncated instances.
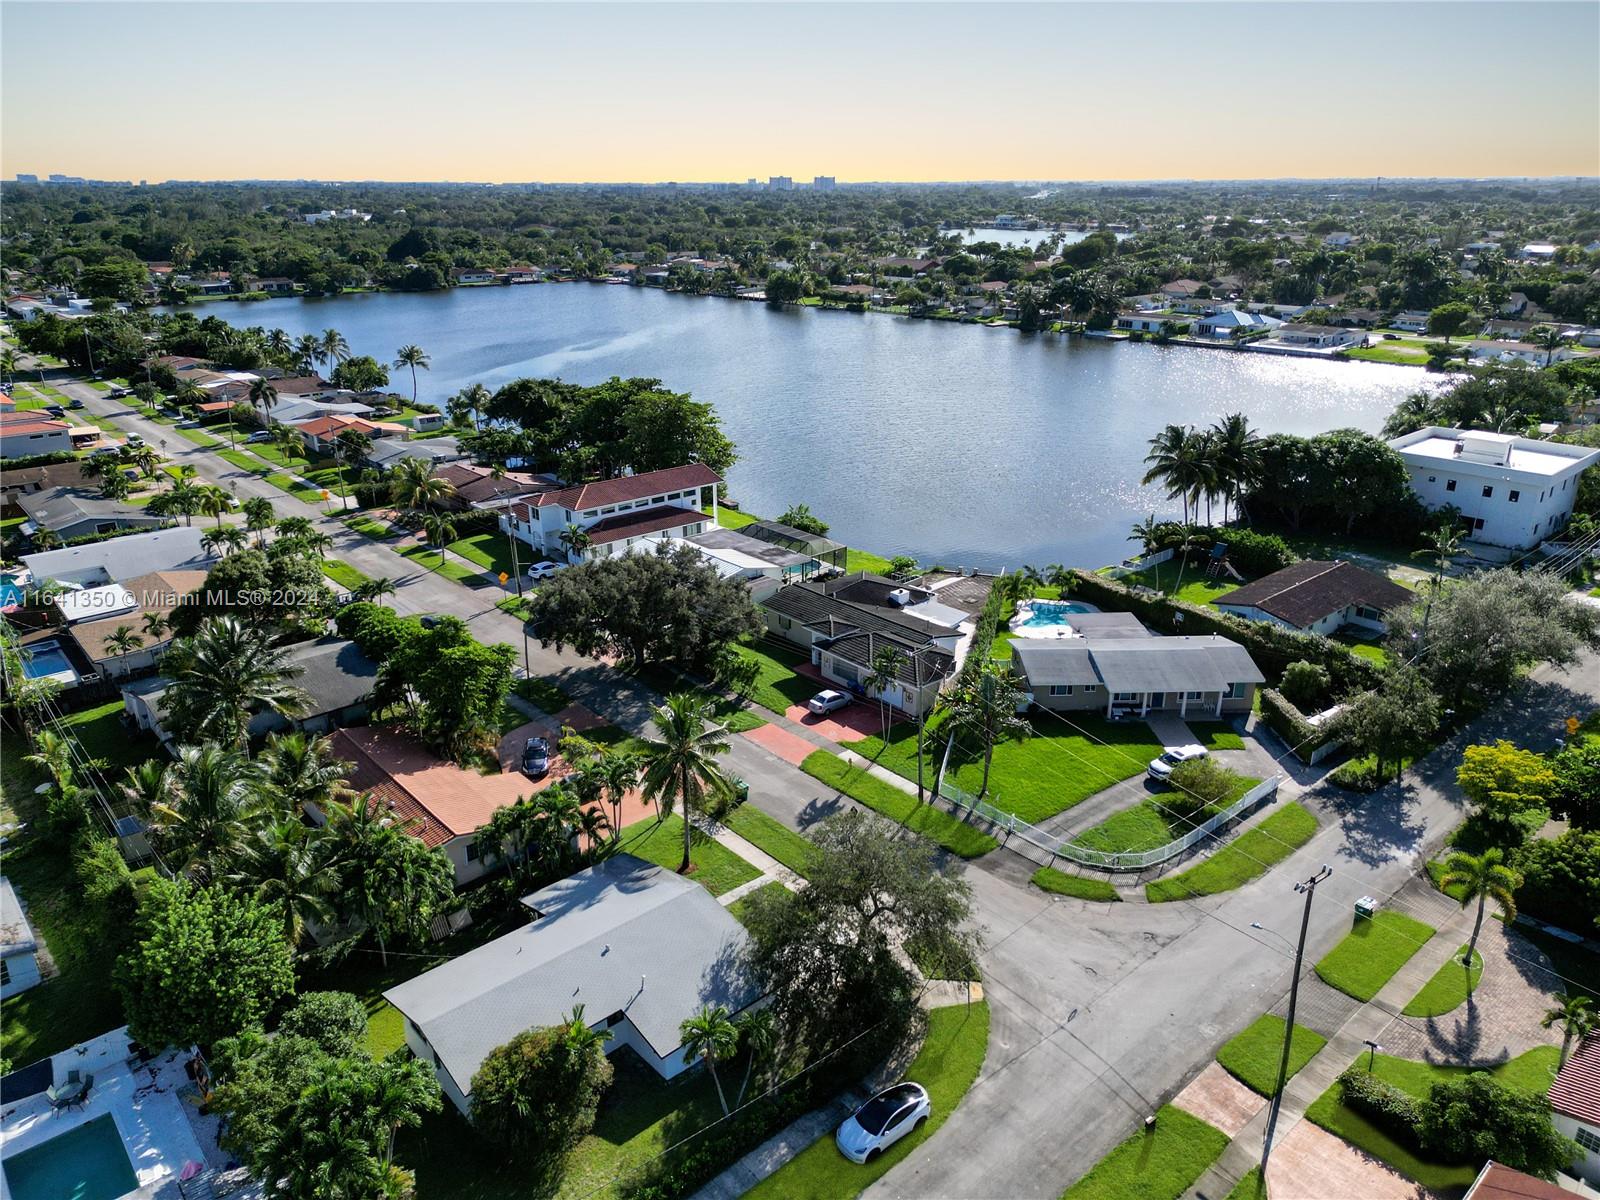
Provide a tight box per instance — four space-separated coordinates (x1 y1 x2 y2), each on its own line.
1049 685 1072 697
1355 606 1381 621
1473 517 1485 531
778 615 792 631
1508 490 1520 503
466 841 481 862
1226 682 1247 699
1482 485 1493 498
0 959 9 987
1445 479 1457 492
1576 1127 1600 1155
604 1010 626 1029
1184 691 1204 701
1426 475 1436 483
1113 692 1140 703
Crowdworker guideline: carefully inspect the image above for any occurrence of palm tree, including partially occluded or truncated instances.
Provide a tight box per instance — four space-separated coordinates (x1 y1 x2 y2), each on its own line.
0 349 17 388
247 377 279 430
450 381 490 431
599 751 640 836
1438 848 1522 969
420 511 457 571
106 625 144 676
320 329 350 374
140 610 168 644
271 422 303 465
160 617 309 748
353 576 397 607
393 345 430 407
369 1055 441 1171
1530 325 1567 367
152 742 267 880
119 759 172 817
866 642 907 741
1209 412 1259 525
942 667 1031 799
226 815 336 947
734 1008 777 1107
242 496 276 547
201 525 245 558
558 522 593 562
1128 513 1164 557
639 694 735 874
260 731 350 816
196 484 230 527
293 334 322 375
332 429 371 512
1542 994 1596 1066
1142 424 1196 525
680 1004 740 1115
164 476 202 526
388 457 455 515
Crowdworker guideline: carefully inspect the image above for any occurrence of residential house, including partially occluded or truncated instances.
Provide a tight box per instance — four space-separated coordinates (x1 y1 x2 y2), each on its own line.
17 485 171 541
1116 313 1182 334
1517 242 1560 261
1009 626 1264 719
740 520 848 570
1322 232 1357 247
1213 561 1414 636
1271 324 1365 349
385 855 761 1115
1462 1162 1584 1199
269 398 376 427
501 265 542 284
500 464 721 563
63 569 207 678
265 375 341 403
0 877 44 998
1389 426 1600 549
0 412 75 458
20 526 209 586
433 463 558 513
0 461 90 505
253 277 297 294
1389 311 1432 332
683 526 824 596
1548 1036 1600 1187
1480 318 1542 340
1159 279 1208 301
291 414 406 455
1193 310 1281 338
450 267 496 285
1464 339 1572 367
367 436 470 472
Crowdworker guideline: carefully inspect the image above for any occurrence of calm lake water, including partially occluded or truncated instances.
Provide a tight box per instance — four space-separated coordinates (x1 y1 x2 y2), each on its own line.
949 227 1114 249
189 286 1428 571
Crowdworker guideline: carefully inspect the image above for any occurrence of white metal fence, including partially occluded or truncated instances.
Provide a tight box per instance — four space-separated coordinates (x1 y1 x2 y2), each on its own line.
937 773 1281 872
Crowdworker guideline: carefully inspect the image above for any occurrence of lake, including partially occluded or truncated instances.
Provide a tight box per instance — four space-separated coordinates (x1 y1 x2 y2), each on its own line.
186 286 1428 571
948 227 1119 250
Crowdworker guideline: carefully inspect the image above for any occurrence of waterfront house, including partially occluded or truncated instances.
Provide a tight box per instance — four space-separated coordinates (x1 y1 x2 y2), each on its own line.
1479 318 1543 340
499 464 720 564
1549 1035 1600 1188
290 413 406 454
385 855 761 1115
434 463 557 512
1159 279 1207 300
0 877 44 998
366 436 471 472
1272 324 1365 349
450 267 496 285
1009 630 1263 719
20 526 208 587
1389 426 1600 550
17 485 171 541
1389 311 1432 332
500 265 542 283
1117 313 1180 334
1193 310 1281 338
1464 339 1572 367
1213 560 1413 636
253 277 297 294
0 412 75 458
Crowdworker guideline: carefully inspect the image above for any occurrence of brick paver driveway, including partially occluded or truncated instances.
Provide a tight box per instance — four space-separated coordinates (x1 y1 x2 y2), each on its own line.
1266 1121 1433 1200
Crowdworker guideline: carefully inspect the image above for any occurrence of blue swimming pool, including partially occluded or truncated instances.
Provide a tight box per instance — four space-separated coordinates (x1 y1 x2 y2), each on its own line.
0 573 23 609
20 639 77 682
1013 600 1094 629
2 1113 139 1200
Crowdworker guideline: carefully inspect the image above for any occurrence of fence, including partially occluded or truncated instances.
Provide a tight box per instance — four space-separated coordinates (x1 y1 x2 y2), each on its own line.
936 773 1281 873
1102 547 1176 580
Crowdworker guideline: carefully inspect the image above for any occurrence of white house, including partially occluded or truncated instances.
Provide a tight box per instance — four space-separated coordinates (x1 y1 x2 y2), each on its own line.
385 855 761 1115
1116 313 1181 334
1549 1035 1600 1187
1322 232 1357 247
1389 426 1600 550
1464 339 1572 367
21 526 209 587
1389 311 1432 333
500 464 721 564
1272 324 1366 349
1193 310 1281 338
1517 242 1560 261
0 412 76 459
0 876 44 998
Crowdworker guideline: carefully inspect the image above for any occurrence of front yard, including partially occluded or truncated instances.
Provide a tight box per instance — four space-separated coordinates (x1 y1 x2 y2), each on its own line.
731 639 818 715
612 813 761 896
1313 911 1436 1001
1070 774 1260 856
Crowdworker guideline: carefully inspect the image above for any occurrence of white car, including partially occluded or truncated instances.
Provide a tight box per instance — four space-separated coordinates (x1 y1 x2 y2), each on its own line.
1148 743 1209 783
836 1082 930 1163
526 560 567 581
807 689 852 716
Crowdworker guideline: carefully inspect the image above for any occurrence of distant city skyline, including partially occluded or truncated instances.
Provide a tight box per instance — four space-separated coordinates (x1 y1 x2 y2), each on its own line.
4 2 1597 184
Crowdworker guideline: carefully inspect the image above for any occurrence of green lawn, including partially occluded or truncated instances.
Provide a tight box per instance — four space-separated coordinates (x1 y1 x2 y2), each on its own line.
1333 630 1389 667
449 531 520 578
1303 1047 1560 1193
613 814 760 896
710 507 759 530
1401 945 1483 1017
321 559 372 590
731 639 818 715
1060 1104 1229 1200
844 547 895 575
722 803 818 877
844 712 1166 824
1146 803 1318 903
514 676 573 714
1031 867 1120 902
1118 563 1243 607
1222 1167 1264 1200
743 1002 990 1200
1314 911 1436 1001
1072 775 1260 856
343 513 396 540
800 751 998 859
1216 1015 1327 1096
396 541 483 582
1344 342 1432 365
170 425 224 448
1195 725 1246 751
990 630 1016 662
62 699 156 775
727 881 788 926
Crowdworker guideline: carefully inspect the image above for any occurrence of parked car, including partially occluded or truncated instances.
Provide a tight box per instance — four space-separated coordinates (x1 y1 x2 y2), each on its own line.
520 736 551 779
1147 743 1209 783
835 1082 930 1164
245 431 273 443
125 433 143 447
807 689 852 716
44 405 65 417
67 399 84 410
526 560 567 581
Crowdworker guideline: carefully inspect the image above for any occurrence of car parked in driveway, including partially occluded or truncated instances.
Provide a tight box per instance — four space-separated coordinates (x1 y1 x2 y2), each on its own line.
807 689 852 716
520 736 551 778
1147 743 1209 783
245 430 273 443
525 560 567 581
836 1082 930 1163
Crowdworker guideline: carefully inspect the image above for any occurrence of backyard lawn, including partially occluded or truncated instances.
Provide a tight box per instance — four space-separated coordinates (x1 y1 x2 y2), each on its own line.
844 712 1166 824
1303 1047 1560 1193
1059 1104 1229 1200
721 803 818 878
800 751 998 859
731 639 818 715
1030 867 1120 902
742 1002 990 1200
1071 775 1259 856
1116 563 1242 607
1216 1015 1327 1096
1145 803 1318 903
1401 945 1482 1017
1314 911 1436 1001
709 506 759 530
613 813 760 896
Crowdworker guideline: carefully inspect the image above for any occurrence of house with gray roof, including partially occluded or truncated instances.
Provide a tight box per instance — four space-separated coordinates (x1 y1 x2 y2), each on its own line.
0 877 44 998
366 436 470 472
1009 627 1263 719
1213 560 1413 635
21 525 209 587
384 855 760 1115
17 485 173 541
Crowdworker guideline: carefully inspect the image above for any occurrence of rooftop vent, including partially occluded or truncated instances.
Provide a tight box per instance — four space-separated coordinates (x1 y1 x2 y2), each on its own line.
887 588 914 607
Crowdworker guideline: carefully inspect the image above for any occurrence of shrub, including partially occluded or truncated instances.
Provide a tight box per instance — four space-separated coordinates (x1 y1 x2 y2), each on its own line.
471 1019 614 1162
1166 758 1244 817
1514 830 1600 930
1258 687 1337 764
1417 1073 1579 1177
1337 1066 1423 1143
0 448 78 471
1280 660 1331 712
1215 528 1297 576
276 991 369 1057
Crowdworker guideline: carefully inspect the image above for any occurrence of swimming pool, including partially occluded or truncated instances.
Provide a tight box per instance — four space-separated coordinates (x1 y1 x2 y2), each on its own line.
1011 599 1096 631
0 573 24 610
2 1113 139 1200
20 639 79 685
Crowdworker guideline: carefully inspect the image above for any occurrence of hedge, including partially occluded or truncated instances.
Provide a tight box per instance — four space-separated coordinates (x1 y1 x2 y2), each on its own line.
0 449 79 471
1259 688 1337 764
1069 569 1381 694
1336 1066 1423 1144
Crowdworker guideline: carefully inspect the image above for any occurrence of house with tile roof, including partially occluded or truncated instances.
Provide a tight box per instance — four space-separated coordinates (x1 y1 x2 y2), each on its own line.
1213 560 1414 636
499 464 721 565
63 569 207 678
0 412 75 458
1549 1035 1600 1186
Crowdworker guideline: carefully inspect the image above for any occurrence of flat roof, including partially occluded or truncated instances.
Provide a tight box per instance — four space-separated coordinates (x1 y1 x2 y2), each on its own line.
1391 426 1600 477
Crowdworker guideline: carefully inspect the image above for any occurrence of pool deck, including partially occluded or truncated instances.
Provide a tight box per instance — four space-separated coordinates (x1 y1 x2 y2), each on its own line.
0 1027 215 1200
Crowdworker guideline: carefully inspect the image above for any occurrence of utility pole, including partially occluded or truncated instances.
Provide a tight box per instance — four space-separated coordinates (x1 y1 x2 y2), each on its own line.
1263 864 1332 1171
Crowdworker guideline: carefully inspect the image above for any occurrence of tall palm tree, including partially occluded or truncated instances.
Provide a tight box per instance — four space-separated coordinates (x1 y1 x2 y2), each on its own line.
1128 513 1163 557
393 345 430 407
119 759 172 817
1142 424 1199 526
247 377 279 430
226 815 337 948
451 381 490 430
292 334 322 375
942 667 1031 800
388 457 455 515
152 742 267 881
0 349 17 388
164 476 202 526
353 576 396 606
1209 412 1259 526
324 794 455 965
639 694 735 874
332 429 371 512
558 522 593 562
1542 994 1596 1067
1438 848 1522 969
369 1055 441 1171
420 511 458 571
866 643 907 741
599 751 641 836
320 328 350 374
271 422 303 465
260 731 350 816
680 1004 739 1115
160 617 309 748
734 1008 777 1107
106 625 144 676
140 610 168 644
1530 325 1567 367
242 496 276 548
202 525 248 557
196 484 230 527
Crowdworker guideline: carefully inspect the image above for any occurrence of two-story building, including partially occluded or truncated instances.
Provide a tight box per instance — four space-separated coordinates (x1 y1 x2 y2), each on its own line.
1389 427 1600 550
499 464 721 564
0 412 75 459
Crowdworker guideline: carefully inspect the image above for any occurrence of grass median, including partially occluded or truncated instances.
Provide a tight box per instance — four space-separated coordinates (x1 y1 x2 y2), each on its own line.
1216 1014 1327 1096
722 803 818 878
1060 1104 1229 1200
1145 802 1318 903
1030 867 1120 902
1400 945 1482 1017
800 751 997 859
1314 910 1436 1002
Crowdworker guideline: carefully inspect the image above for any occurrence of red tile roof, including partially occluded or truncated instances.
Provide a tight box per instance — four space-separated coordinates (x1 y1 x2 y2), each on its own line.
582 504 708 546
0 414 71 435
1466 1162 1585 1199
1549 1035 1600 1126
524 464 720 513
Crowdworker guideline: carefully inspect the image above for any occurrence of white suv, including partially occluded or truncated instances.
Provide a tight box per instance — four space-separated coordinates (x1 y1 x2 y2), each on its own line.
1147 743 1209 783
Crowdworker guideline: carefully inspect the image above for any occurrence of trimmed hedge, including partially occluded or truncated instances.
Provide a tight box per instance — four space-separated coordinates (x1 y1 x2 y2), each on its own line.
1336 1066 1423 1145
0 448 81 471
1259 688 1337 764
1069 569 1381 693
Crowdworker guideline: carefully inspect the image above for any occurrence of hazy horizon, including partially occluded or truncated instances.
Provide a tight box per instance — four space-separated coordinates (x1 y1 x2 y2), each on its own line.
4 1 1598 184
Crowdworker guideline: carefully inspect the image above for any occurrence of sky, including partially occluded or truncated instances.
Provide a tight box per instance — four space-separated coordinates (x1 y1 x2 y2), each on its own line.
3 1 1598 184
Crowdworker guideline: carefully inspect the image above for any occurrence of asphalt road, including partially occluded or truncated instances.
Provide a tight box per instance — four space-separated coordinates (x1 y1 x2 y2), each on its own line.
49 366 1600 1198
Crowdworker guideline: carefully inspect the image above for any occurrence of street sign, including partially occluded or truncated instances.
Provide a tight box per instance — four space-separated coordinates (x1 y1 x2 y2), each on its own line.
499 571 509 584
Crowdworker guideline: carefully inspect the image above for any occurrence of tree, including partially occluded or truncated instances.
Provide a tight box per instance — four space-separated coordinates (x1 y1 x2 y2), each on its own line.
105 624 144 676
765 270 804 305
1279 660 1330 712
116 879 296 1049
329 355 388 392
388 456 455 515
866 643 907 741
242 496 276 548
1551 742 1600 830
1456 740 1559 823
1530 325 1568 367
247 377 278 429
419 510 457 570
941 667 1031 799
226 816 337 949
470 1009 614 1168
324 796 456 965
680 1004 739 1115
776 503 829 536
393 344 430 405
1438 848 1521 968
1515 830 1600 931
639 693 735 873
320 328 350 372
278 990 370 1054
151 742 268 880
160 617 309 747
1417 1072 1578 1179
1425 301 1474 344
1142 424 1204 525
1332 665 1441 785
558 522 593 561
1541 993 1595 1067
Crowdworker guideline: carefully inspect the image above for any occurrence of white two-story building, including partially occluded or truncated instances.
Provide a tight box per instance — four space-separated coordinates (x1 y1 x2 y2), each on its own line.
499 464 721 563
1389 427 1600 550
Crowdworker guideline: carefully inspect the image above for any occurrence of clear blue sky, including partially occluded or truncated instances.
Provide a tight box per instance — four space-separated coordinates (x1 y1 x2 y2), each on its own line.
4 1 1597 182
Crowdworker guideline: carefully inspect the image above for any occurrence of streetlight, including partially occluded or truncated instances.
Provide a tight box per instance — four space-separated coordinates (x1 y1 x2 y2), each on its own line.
1262 864 1332 1173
